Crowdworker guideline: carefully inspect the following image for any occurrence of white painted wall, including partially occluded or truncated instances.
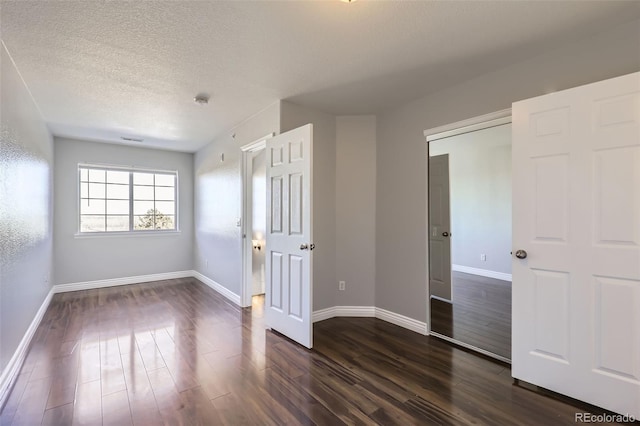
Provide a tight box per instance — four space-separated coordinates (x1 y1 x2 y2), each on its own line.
429 124 511 275
336 116 376 306
194 102 280 297
251 149 266 295
280 101 337 311
0 44 54 372
376 19 640 323
53 138 194 284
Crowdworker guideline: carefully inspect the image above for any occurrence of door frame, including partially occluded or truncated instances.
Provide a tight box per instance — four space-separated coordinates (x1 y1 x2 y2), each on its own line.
240 133 275 308
423 108 511 362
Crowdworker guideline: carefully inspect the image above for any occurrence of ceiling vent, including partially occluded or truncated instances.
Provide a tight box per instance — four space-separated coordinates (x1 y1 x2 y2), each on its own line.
120 136 144 142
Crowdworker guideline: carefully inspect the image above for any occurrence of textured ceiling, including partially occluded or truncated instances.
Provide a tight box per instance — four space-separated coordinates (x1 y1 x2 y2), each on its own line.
2 1 639 152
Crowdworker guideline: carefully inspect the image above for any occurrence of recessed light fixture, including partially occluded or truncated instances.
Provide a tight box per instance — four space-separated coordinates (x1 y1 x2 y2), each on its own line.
341 0 356 3
121 136 144 142
194 93 210 105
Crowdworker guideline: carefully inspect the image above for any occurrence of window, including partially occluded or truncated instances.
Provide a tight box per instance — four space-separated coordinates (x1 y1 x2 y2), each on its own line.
79 165 177 233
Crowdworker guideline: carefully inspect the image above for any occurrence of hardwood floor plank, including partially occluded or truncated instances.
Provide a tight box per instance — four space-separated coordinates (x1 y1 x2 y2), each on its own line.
72 379 102 426
102 389 133 426
0 371 31 425
9 377 51 426
99 335 127 396
134 329 166 372
1 278 615 425
119 345 163 426
41 403 74 426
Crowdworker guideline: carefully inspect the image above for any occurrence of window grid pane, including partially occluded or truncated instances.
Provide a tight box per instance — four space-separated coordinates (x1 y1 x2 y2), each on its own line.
79 166 176 233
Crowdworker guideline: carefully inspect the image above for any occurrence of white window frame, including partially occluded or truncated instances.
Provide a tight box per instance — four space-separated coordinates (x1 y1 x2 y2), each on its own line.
76 163 179 236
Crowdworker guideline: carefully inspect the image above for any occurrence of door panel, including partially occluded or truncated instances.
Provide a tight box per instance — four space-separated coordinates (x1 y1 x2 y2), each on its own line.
265 124 313 349
512 72 640 417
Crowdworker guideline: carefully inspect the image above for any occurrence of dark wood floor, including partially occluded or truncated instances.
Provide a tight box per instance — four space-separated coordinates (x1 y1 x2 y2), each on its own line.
1 278 609 425
431 271 511 360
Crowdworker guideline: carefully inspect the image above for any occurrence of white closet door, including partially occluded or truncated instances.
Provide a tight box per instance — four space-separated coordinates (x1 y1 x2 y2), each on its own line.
512 72 640 417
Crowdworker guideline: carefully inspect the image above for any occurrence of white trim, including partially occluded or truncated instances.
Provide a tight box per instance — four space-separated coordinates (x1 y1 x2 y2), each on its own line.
77 162 178 174
240 133 274 308
74 230 181 239
192 271 242 306
312 306 428 336
311 306 369 322
0 289 53 408
375 308 429 335
312 306 375 322
452 264 512 282
54 271 193 293
53 270 242 305
312 306 339 322
241 133 274 153
424 108 512 141
77 164 180 235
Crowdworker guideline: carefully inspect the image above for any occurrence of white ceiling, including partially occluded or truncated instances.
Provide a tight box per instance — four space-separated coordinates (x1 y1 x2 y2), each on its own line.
2 1 639 152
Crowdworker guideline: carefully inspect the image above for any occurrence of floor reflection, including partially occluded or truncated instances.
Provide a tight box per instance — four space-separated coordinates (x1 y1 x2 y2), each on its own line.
431 271 512 359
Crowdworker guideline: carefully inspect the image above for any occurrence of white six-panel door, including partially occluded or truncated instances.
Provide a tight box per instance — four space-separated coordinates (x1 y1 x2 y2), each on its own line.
512 72 640 417
265 124 313 349
429 154 452 301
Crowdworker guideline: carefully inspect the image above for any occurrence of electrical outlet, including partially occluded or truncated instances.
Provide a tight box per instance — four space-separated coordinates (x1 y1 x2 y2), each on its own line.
205 259 209 270
339 281 346 291
480 254 487 261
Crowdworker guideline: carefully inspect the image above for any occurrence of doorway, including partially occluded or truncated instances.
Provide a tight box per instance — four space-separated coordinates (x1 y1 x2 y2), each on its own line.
241 134 273 308
241 125 314 349
425 110 512 362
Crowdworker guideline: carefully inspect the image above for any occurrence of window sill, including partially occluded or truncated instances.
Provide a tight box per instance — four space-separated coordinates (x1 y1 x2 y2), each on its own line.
74 230 181 239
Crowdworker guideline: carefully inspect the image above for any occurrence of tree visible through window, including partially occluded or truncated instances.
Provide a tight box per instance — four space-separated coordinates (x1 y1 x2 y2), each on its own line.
79 165 177 233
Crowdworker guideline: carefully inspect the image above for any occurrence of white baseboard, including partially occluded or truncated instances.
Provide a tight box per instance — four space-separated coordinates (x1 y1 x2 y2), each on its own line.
0 289 53 409
452 264 512 282
375 307 428 335
313 305 428 336
54 270 194 293
54 270 242 306
312 306 376 322
312 306 339 322
191 270 241 306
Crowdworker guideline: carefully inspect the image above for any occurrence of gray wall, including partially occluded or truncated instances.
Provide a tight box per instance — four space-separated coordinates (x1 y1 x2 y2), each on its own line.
376 19 640 323
0 44 54 372
194 101 280 297
280 101 337 311
429 124 511 275
336 116 376 306
53 138 194 284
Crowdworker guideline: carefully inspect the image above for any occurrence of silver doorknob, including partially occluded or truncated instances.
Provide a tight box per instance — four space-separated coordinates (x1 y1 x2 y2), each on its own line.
442 232 449 237
300 244 309 250
515 249 527 259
